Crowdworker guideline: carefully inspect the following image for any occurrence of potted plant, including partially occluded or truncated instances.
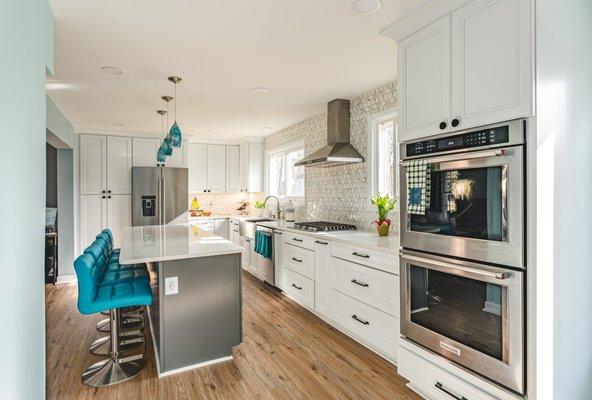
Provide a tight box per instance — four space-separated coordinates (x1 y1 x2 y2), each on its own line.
371 194 396 237
255 200 265 217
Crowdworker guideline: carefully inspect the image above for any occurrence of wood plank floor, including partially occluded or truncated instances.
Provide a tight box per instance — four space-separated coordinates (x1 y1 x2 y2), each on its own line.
46 272 420 400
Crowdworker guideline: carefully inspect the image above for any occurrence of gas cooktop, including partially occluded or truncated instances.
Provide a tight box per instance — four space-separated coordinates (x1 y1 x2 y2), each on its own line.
293 221 357 232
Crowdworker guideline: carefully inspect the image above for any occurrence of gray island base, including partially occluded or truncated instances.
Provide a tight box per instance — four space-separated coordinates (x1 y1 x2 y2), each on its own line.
119 224 243 376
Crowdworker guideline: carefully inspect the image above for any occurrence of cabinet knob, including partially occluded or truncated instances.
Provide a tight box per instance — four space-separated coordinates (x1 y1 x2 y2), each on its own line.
102 195 106 199
102 190 106 194
439 121 447 130
107 190 112 194
451 118 460 128
107 195 112 199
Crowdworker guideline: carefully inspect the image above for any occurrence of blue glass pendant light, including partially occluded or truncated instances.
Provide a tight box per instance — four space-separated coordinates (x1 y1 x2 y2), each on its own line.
156 109 170 161
168 76 183 148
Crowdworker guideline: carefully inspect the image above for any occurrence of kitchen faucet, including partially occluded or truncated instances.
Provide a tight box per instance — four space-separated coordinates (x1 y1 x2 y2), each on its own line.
263 196 281 219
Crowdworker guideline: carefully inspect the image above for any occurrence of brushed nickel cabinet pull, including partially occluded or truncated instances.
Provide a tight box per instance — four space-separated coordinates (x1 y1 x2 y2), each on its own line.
351 314 369 325
351 279 369 287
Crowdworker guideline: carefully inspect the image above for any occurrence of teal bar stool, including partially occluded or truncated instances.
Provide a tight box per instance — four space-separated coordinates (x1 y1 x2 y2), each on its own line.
74 253 152 387
84 242 147 335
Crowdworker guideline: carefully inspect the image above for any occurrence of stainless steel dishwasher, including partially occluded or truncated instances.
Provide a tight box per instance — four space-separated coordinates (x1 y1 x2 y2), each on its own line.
254 225 275 286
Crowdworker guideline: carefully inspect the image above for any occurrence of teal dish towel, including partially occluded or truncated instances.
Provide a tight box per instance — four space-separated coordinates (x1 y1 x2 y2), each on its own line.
254 231 272 259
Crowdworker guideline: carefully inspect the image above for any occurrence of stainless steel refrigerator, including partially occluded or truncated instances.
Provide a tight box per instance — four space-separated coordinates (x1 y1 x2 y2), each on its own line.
132 167 188 226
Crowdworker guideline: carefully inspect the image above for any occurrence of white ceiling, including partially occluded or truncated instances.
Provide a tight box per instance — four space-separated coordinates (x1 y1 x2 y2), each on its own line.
47 0 425 140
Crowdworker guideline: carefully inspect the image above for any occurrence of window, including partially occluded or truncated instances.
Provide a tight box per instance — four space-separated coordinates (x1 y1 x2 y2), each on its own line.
267 145 305 199
367 109 398 202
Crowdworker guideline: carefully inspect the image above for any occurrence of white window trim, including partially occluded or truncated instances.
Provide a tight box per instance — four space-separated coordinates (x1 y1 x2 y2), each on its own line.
366 108 398 209
264 140 305 205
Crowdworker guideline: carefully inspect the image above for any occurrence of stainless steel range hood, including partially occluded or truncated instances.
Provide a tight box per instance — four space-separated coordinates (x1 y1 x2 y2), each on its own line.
294 99 364 168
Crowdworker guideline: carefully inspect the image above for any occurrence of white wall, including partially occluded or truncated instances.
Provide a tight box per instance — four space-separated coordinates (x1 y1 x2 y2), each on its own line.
0 0 54 399
536 1 592 399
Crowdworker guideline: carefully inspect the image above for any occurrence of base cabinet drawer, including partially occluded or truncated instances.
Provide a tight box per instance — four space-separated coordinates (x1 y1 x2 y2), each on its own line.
331 242 398 274
283 231 316 250
283 243 315 279
330 290 398 359
331 257 399 316
282 268 315 309
399 345 497 400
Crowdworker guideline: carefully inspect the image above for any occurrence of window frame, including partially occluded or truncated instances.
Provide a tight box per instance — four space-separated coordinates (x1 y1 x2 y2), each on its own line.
264 140 305 203
366 108 398 208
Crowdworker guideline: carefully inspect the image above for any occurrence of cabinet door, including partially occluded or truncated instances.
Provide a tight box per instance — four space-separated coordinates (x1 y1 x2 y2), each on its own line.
451 0 532 130
106 195 132 248
106 136 132 194
165 143 185 168
80 194 107 249
188 143 207 192
132 138 160 167
247 142 264 192
239 143 248 192
225 145 240 192
240 236 251 269
248 239 258 276
398 16 451 141
314 239 331 316
206 145 226 192
80 135 106 194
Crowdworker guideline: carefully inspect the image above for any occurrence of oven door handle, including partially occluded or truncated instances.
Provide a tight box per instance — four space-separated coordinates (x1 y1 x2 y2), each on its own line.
401 253 512 281
400 149 505 167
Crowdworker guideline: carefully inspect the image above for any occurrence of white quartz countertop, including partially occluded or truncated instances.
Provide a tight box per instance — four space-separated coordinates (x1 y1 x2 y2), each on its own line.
119 224 243 264
256 221 400 254
187 214 261 221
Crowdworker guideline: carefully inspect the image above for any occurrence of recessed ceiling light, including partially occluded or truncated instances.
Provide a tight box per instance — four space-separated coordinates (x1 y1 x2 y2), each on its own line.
100 66 123 75
250 87 269 94
113 123 126 127
351 0 382 14
262 127 274 132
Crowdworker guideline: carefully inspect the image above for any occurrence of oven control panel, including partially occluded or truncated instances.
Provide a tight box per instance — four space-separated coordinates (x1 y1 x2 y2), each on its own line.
406 125 510 157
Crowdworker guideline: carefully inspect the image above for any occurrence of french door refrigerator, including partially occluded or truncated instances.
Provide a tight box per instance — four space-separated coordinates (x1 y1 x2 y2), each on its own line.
132 167 188 226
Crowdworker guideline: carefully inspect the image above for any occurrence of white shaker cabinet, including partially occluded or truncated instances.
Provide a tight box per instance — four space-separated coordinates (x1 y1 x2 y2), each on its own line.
188 143 207 192
79 194 107 248
80 135 107 195
450 0 533 130
80 135 132 195
106 136 132 195
132 138 161 167
225 145 240 192
165 143 185 168
239 141 264 192
397 15 451 141
386 0 533 142
206 144 226 192
106 195 132 248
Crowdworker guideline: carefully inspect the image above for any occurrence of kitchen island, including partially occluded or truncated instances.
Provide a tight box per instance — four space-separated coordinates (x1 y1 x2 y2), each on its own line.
119 223 244 376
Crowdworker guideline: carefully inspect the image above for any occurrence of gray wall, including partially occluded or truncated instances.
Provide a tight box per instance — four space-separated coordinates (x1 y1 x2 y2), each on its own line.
46 143 57 207
57 150 75 276
0 0 54 398
536 0 592 398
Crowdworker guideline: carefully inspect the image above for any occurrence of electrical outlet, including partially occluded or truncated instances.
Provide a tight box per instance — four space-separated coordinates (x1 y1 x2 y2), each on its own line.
165 276 179 295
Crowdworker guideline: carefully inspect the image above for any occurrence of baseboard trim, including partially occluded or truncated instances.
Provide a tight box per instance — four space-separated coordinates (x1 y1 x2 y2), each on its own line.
56 274 77 283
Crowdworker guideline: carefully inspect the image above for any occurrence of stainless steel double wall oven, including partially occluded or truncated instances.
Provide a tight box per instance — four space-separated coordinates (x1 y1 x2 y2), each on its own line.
399 119 526 394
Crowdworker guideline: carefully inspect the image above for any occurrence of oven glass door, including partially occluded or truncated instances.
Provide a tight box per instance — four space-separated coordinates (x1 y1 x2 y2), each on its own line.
400 252 524 393
400 147 524 268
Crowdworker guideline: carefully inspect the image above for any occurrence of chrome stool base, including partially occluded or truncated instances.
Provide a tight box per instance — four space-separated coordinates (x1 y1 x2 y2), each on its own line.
96 316 144 333
90 333 144 356
82 353 146 387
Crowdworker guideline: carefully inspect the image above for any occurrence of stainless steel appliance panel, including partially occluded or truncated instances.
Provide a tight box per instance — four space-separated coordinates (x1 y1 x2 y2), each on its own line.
161 167 188 225
256 225 275 286
399 120 525 268
400 250 524 393
132 167 160 227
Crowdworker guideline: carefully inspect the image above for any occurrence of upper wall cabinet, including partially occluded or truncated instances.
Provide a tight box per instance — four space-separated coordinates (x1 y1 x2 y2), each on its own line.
225 145 240 192
188 143 207 192
80 135 132 195
385 0 533 142
397 16 451 140
239 141 264 192
206 144 226 192
132 137 186 168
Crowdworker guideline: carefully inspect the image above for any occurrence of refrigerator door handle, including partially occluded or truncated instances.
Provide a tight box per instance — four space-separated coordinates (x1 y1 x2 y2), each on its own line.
157 177 162 225
161 177 166 225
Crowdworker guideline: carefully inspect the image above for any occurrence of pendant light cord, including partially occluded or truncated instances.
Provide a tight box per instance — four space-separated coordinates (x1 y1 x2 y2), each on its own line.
174 82 177 122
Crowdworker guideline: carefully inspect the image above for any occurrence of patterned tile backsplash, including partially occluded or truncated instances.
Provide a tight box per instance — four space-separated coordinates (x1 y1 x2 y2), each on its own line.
265 81 399 232
188 192 265 216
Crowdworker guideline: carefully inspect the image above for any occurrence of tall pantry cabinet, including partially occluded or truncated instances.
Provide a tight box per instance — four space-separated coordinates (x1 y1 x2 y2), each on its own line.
79 135 132 248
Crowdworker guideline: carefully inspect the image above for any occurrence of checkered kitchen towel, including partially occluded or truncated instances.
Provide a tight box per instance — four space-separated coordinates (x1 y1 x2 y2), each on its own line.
407 159 431 215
